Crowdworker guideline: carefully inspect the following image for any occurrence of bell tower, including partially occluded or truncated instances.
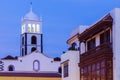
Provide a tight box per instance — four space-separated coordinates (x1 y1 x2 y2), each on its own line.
20 3 43 56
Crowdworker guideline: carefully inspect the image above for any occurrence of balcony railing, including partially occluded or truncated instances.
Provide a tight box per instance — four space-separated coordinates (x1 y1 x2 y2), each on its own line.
80 43 112 61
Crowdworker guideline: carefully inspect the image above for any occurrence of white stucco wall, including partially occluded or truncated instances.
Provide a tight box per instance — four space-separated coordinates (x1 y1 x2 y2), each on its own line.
110 8 120 80
21 33 42 55
61 51 80 80
1 51 60 72
70 25 89 37
26 33 42 54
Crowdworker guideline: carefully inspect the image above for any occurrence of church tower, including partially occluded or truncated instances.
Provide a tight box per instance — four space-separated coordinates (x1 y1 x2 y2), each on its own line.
20 3 43 56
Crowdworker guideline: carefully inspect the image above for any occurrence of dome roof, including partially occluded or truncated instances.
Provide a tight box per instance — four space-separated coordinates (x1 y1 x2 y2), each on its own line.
24 11 39 20
23 5 39 20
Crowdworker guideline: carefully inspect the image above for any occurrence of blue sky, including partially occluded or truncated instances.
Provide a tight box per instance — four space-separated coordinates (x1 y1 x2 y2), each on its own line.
0 0 119 58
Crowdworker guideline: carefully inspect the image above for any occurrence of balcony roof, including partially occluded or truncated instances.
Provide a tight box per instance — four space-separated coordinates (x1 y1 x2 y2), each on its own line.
79 14 113 42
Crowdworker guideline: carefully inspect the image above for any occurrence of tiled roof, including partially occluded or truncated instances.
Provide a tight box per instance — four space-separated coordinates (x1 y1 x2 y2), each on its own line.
0 72 61 77
1 55 18 60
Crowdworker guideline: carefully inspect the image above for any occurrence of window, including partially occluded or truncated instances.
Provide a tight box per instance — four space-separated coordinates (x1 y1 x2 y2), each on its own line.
84 66 87 73
22 48 24 56
100 33 104 44
106 60 112 80
88 65 91 71
80 66 88 80
36 24 40 33
31 47 36 52
32 24 35 32
69 43 77 50
58 67 62 74
22 24 25 33
81 68 84 74
31 36 37 44
106 30 110 43
87 38 95 50
100 29 110 44
96 63 100 69
92 64 95 71
22 37 24 45
28 24 31 32
80 61 109 80
101 61 105 68
8 65 15 71
80 68 84 80
31 26 34 32
72 43 77 50
64 62 69 77
88 70 91 80
33 60 40 71
96 63 100 80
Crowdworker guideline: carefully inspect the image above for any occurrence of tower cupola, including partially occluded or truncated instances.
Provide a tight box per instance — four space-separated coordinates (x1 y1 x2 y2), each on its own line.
23 3 39 21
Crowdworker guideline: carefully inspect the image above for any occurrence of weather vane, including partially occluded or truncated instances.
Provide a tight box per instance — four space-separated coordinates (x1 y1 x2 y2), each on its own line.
30 2 33 12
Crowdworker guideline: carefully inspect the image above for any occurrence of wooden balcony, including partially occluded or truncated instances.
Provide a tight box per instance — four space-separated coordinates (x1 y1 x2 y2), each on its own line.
80 43 113 64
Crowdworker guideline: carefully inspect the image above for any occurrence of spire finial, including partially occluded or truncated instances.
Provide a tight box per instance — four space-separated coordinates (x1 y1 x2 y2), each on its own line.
30 2 32 12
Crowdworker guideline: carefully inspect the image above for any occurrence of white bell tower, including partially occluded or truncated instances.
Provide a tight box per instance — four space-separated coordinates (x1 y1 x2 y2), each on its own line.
20 3 43 56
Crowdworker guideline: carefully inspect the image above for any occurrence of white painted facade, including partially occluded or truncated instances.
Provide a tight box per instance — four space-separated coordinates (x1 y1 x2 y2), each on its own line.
61 51 80 80
0 51 60 72
110 8 120 80
67 8 120 80
0 4 60 73
21 4 43 56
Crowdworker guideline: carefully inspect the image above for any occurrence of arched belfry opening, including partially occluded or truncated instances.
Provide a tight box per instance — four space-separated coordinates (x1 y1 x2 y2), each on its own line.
31 36 37 44
31 47 36 52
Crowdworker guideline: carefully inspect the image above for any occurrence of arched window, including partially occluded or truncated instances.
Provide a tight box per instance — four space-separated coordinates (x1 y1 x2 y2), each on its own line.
69 43 77 50
72 43 77 49
58 67 62 74
33 60 40 71
31 36 37 44
31 47 36 52
8 65 15 71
